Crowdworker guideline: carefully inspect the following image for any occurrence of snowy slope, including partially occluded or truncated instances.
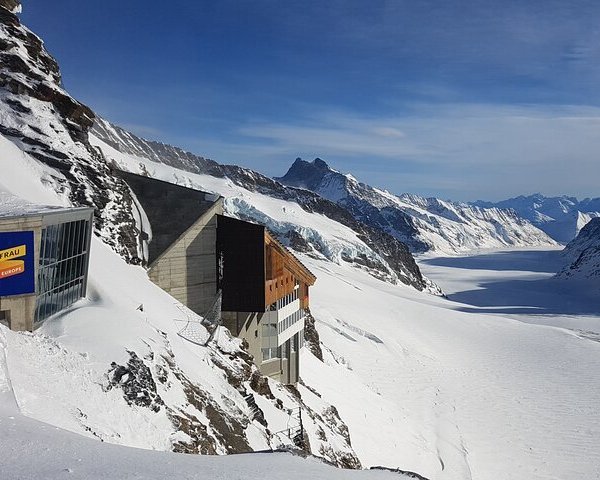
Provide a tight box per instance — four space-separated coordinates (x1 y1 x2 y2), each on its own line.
0 134 366 469
277 158 556 254
557 217 600 282
0 332 405 480
301 252 600 480
474 194 600 243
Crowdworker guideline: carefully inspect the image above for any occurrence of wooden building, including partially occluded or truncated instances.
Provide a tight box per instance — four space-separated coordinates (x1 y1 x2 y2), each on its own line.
217 215 316 384
119 171 316 384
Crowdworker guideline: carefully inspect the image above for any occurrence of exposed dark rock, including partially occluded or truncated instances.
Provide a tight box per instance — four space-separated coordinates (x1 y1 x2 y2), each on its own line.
298 379 321 398
250 370 275 399
558 217 600 280
284 229 313 253
284 384 362 469
303 309 323 362
105 351 164 412
370 466 431 479
170 413 217 455
321 406 351 446
162 349 252 454
5 97 29 113
0 7 140 263
0 0 20 14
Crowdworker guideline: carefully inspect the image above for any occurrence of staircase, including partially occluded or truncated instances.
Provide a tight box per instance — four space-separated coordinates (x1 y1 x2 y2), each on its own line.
176 291 222 346
272 407 305 450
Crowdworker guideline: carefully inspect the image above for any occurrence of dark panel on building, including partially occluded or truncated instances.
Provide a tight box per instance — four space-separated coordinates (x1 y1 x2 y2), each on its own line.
217 215 265 312
115 170 217 264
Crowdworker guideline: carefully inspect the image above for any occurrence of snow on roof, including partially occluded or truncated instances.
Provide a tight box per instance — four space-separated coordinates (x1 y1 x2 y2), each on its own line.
0 191 89 219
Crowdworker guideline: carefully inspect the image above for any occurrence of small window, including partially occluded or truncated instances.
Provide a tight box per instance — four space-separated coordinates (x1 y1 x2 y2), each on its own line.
0 310 10 328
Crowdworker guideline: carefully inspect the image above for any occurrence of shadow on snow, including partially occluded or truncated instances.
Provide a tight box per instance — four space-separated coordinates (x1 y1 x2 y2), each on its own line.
421 250 600 317
421 250 562 274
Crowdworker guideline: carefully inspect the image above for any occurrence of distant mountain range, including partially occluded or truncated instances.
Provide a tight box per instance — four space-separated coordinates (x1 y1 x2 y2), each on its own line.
276 158 557 254
474 194 600 243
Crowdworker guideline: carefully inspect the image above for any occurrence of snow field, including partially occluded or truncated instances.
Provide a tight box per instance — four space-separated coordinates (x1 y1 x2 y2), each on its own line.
301 254 600 480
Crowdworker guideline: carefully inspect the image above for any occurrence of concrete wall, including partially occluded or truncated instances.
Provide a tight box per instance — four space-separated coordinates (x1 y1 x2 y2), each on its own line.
148 200 223 315
0 216 42 331
221 310 301 384
221 310 264 366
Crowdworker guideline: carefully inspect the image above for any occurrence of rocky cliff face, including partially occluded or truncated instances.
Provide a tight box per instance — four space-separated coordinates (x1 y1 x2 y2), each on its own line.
277 158 557 254
557 217 600 281
0 1 139 261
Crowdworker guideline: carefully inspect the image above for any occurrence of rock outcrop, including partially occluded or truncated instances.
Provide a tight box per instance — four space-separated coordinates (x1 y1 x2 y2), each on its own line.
557 217 600 281
0 1 139 261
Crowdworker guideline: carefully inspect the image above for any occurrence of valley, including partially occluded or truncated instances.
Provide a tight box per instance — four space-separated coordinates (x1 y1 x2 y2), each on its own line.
419 248 600 333
1 2 599 478
302 248 600 479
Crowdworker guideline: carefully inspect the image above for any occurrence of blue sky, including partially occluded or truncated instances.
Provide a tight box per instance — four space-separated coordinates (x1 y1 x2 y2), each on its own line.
22 0 600 201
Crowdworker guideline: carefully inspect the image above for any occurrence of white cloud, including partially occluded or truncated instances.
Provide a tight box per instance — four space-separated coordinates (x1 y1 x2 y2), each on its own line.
230 103 600 200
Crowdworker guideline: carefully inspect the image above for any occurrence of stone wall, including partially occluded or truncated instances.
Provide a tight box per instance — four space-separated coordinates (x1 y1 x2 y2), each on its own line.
148 200 223 315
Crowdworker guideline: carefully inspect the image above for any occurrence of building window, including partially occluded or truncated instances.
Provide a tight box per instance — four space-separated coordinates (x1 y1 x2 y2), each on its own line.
277 308 306 335
34 219 91 324
0 310 10 328
261 346 279 361
261 313 279 362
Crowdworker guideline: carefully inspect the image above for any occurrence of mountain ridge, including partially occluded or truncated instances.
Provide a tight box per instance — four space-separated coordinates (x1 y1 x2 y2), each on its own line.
474 194 600 243
91 118 437 293
276 158 557 254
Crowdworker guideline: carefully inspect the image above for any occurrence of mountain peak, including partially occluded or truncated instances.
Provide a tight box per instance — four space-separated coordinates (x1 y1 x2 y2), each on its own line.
289 157 332 171
276 157 339 192
0 0 21 14
312 157 330 170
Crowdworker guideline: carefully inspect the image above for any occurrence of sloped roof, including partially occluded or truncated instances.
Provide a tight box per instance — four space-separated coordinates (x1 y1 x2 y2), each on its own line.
264 228 316 285
115 170 221 265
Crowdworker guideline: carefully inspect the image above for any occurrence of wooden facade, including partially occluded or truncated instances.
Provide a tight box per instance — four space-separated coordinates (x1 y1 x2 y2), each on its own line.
264 231 315 309
216 215 317 384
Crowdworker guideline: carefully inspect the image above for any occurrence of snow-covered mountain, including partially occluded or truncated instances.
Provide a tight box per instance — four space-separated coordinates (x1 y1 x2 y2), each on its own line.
557 217 600 282
474 194 600 243
276 158 556 254
90 119 438 293
3 3 600 480
0 0 439 295
0 2 143 262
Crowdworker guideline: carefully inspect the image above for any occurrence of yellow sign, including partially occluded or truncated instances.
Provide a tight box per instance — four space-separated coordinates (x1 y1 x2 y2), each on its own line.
0 260 25 279
0 244 26 262
0 244 27 280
